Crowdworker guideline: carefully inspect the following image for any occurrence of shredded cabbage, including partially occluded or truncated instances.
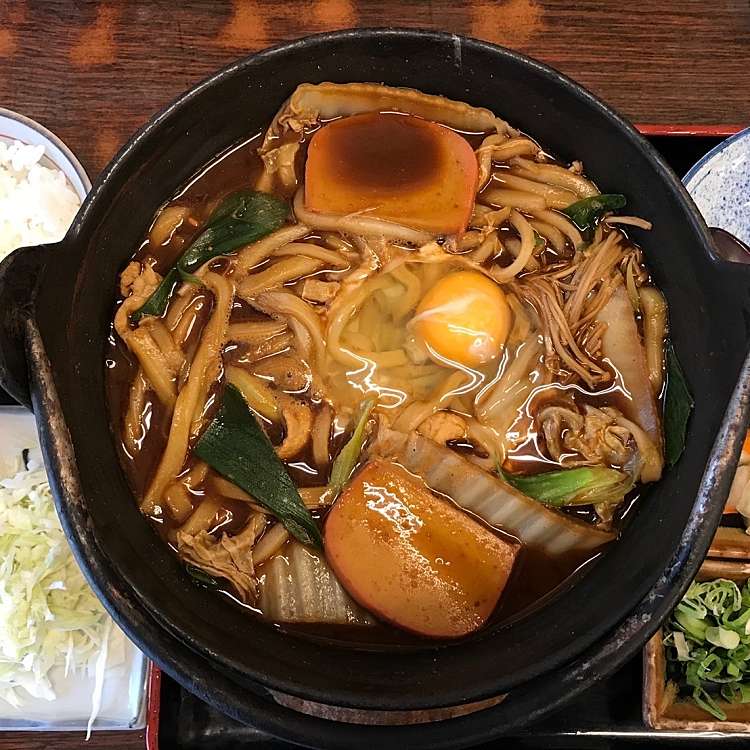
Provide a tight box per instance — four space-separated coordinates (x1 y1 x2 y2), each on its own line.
0 451 122 725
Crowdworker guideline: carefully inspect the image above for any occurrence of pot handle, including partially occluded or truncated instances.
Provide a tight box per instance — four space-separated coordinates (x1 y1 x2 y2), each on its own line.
0 242 54 409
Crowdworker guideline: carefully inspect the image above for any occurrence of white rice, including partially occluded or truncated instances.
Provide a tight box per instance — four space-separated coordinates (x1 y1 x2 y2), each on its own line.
0 140 81 264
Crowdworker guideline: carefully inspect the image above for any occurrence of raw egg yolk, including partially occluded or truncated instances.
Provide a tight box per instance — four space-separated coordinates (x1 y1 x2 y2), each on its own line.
414 271 511 367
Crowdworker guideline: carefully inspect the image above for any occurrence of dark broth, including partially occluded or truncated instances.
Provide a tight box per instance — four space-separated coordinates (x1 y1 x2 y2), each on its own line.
106 120 655 645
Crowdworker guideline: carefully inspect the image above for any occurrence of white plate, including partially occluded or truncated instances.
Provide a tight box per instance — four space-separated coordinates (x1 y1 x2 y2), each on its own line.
0 407 148 731
683 127 750 246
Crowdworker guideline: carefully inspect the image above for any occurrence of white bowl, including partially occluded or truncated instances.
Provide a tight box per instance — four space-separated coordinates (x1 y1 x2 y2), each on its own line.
0 107 91 202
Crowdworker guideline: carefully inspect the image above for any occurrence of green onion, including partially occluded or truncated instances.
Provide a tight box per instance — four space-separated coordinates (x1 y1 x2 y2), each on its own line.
722 682 750 704
663 343 694 467
131 268 180 321
672 631 690 661
194 384 322 549
707 626 741 650
674 606 708 641
664 577 750 720
693 688 727 721
178 191 288 271
499 465 634 507
185 563 219 589
329 398 376 497
562 193 626 230
132 190 288 322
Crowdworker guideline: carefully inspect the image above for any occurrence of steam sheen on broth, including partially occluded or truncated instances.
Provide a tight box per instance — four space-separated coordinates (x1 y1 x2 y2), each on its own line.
106 82 668 642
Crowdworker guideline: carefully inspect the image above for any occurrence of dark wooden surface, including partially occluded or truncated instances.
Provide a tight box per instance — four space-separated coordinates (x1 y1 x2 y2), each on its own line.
0 731 145 750
1 2 748 749
1 0 749 180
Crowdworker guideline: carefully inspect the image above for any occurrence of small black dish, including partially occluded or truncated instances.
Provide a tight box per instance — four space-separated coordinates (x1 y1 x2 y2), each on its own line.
1 29 750 749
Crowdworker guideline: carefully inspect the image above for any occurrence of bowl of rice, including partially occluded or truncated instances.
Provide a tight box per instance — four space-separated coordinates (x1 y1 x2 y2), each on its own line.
0 108 90 265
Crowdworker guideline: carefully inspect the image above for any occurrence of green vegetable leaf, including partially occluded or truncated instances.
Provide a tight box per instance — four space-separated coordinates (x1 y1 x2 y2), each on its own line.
185 563 219 589
178 191 289 272
131 268 180 323
329 398 376 497
194 384 322 549
132 190 288 322
499 465 634 507
664 343 694 467
562 194 627 230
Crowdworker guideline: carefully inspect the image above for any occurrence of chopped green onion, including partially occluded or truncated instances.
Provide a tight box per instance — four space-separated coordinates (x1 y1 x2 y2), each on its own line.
329 398 376 497
674 606 708 641
185 563 219 589
562 194 626 230
664 577 750 720
693 688 727 721
672 631 690 661
707 626 741 651
194 384 322 549
722 682 750 704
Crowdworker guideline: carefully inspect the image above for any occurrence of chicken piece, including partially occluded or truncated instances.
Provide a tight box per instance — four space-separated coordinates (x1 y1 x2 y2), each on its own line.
300 278 340 304
277 396 314 460
119 261 142 296
114 260 164 341
417 411 467 445
119 258 161 300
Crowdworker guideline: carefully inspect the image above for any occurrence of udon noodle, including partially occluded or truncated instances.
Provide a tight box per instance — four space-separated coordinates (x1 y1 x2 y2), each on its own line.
106 82 668 641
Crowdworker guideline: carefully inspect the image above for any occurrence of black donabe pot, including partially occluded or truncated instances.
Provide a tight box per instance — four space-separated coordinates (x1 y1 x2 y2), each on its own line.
2 29 750 749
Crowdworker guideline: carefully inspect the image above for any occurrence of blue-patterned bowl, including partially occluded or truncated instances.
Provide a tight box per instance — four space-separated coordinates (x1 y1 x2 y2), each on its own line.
684 127 750 246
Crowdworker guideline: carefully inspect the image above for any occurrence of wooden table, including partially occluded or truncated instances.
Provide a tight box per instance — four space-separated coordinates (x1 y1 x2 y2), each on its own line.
2 0 749 180
1 1 748 748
